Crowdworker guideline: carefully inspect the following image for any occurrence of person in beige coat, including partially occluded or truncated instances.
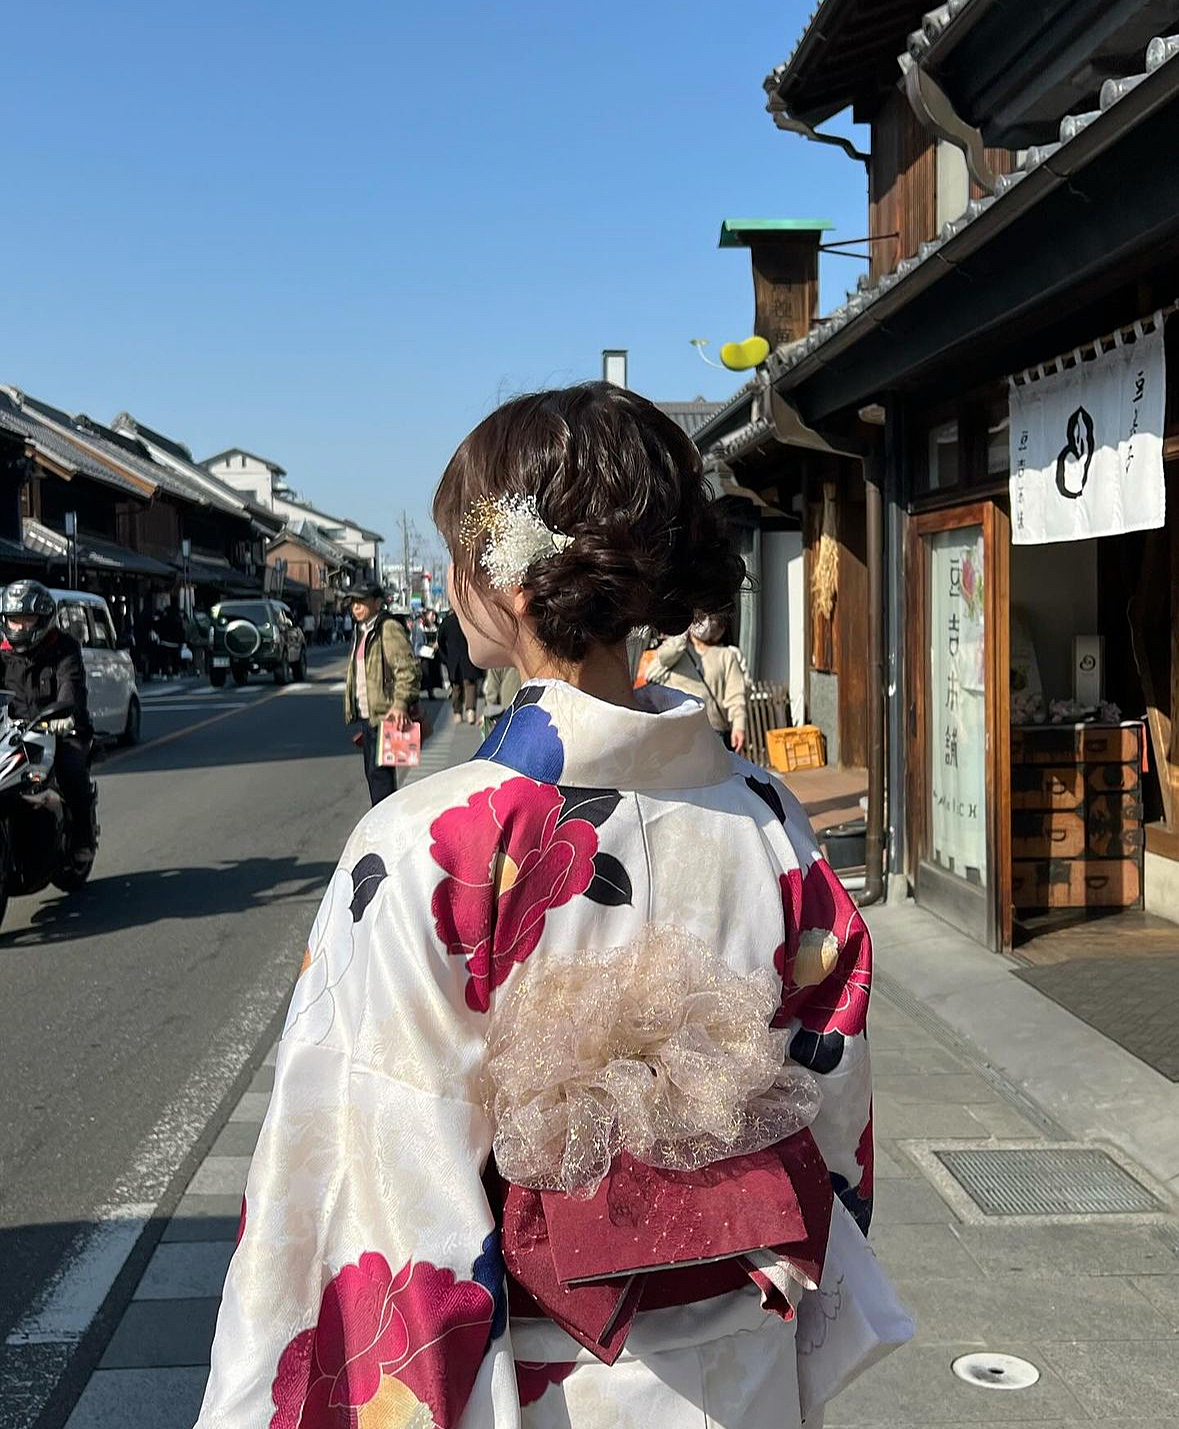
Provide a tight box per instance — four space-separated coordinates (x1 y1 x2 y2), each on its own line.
646 614 747 753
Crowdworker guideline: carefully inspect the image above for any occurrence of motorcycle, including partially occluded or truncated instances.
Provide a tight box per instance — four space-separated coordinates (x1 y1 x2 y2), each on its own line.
0 695 99 930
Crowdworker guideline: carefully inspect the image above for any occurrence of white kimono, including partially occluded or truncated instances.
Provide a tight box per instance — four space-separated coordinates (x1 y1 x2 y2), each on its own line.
196 681 911 1429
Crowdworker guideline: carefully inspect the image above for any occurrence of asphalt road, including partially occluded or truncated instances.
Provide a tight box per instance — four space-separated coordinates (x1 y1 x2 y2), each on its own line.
0 651 362 1351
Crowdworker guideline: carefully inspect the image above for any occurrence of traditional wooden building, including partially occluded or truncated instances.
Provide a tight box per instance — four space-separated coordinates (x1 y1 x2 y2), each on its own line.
697 0 1179 952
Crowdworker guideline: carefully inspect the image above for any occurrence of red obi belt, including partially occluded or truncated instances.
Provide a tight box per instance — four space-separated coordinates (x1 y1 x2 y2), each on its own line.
501 1127 833 1364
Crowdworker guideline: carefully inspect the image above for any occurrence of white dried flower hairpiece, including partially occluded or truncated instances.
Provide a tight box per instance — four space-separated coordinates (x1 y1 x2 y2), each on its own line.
458 493 573 590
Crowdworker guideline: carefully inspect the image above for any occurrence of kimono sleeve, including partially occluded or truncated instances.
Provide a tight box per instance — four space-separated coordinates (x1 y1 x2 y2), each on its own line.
771 802 874 1236
195 844 514 1429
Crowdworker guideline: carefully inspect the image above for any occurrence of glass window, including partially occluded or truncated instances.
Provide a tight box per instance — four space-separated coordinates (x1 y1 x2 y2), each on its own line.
987 410 1010 478
214 602 271 625
89 607 116 648
927 420 960 490
58 602 90 645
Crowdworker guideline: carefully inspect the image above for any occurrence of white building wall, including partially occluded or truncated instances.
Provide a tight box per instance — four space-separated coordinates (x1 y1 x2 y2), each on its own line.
206 456 276 509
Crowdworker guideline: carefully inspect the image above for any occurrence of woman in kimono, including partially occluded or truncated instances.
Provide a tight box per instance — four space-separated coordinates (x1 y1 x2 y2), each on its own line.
197 383 910 1429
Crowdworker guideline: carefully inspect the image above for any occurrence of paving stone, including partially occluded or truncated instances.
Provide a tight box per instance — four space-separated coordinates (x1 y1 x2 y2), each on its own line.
248 1063 275 1093
185 1155 251 1197
134 1241 235 1301
872 1142 910 1179
64 1367 210 1427
875 1102 1005 1140
961 1103 1044 1137
99 1299 220 1369
890 1272 1170 1343
1037 1339 1179 1419
868 1223 984 1280
873 1073 1001 1105
209 1118 262 1156
872 1046 972 1076
953 1224 1179 1279
262 1042 278 1067
874 1177 959 1225
161 1194 242 1243
228 1090 271 1123
1130 1273 1179 1328
821 1339 1083 1423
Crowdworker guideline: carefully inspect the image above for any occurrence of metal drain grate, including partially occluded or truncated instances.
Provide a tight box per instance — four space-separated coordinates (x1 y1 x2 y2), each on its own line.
935 1147 1163 1217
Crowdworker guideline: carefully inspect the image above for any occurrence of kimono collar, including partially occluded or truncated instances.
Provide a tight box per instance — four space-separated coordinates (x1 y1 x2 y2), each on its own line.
472 679 732 791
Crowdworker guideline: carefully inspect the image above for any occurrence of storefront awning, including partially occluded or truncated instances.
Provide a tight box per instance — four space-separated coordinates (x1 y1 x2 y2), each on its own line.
22 520 175 577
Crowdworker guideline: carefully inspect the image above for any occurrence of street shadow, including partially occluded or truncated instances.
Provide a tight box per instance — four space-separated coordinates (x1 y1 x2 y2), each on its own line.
0 856 336 946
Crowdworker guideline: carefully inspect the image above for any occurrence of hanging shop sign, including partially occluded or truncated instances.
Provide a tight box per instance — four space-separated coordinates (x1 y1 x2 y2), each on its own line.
1009 312 1166 545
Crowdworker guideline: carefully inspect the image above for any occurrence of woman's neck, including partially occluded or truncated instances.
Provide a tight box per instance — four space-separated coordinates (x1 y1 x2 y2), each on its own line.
518 639 639 710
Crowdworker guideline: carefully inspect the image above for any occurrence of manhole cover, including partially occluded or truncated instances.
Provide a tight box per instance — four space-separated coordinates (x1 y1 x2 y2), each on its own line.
935 1147 1162 1217
952 1353 1040 1390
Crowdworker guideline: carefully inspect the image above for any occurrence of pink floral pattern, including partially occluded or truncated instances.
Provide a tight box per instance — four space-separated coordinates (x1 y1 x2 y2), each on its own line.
270 1253 494 1429
430 778 599 1011
515 1360 576 1406
774 860 871 1037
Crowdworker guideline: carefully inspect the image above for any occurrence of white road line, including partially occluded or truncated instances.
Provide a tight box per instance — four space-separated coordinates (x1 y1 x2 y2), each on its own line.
6 1206 154 1345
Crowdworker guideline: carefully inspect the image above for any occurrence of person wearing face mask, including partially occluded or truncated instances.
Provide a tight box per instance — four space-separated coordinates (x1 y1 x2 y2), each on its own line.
645 613 747 754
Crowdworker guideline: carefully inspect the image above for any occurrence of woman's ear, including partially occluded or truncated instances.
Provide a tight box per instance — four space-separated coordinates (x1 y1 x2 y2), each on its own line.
510 586 531 620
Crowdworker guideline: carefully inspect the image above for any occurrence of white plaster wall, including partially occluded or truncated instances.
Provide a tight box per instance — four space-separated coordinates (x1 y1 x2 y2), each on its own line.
936 140 970 230
208 458 274 509
1144 850 1179 924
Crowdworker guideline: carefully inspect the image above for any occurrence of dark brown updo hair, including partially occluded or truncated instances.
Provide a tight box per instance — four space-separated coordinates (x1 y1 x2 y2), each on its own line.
433 383 745 663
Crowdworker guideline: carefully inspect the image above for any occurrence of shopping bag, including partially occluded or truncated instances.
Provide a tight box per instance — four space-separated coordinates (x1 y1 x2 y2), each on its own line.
378 719 421 767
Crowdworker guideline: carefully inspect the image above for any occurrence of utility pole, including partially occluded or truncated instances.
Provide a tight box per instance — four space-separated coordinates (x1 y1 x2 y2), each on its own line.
400 509 413 607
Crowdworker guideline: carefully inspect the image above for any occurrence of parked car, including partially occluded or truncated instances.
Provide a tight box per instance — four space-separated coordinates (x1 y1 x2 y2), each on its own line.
51 589 141 744
209 599 307 687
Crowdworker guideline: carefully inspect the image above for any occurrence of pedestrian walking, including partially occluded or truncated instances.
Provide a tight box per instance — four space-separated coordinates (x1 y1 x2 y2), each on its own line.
342 582 420 806
197 383 910 1429
480 663 521 734
645 613 748 754
438 605 482 722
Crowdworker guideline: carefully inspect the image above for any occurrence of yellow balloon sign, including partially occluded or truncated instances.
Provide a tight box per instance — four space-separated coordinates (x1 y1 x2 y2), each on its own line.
719 336 771 370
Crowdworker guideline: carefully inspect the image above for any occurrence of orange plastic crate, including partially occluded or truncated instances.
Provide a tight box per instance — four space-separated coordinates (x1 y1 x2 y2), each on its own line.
767 725 826 773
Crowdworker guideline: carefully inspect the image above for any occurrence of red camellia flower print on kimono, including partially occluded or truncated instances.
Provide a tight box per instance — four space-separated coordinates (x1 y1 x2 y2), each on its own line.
430 778 600 1011
269 1253 494 1429
774 861 871 1037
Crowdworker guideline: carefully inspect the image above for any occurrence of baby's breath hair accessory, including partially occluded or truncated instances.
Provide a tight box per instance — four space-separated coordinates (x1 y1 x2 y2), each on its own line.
458 493 573 590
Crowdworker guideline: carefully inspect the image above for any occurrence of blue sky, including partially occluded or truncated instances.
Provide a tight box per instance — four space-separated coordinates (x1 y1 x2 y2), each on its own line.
6 1 868 560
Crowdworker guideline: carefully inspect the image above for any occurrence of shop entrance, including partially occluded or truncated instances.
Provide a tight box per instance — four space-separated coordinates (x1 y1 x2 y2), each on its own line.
907 502 1011 951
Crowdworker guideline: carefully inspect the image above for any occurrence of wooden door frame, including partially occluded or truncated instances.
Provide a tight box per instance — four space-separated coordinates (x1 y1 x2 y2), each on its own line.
905 499 1011 951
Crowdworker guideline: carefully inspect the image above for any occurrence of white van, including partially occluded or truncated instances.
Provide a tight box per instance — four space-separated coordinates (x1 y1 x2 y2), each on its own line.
50 589 141 744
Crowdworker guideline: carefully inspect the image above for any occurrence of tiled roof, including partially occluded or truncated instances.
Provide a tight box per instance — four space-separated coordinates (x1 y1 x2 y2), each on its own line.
657 398 730 438
703 29 1179 460
0 389 155 499
903 0 977 62
276 518 358 568
111 411 265 521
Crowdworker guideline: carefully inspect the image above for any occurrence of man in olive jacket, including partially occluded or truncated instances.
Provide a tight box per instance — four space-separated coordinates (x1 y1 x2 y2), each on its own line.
343 583 420 805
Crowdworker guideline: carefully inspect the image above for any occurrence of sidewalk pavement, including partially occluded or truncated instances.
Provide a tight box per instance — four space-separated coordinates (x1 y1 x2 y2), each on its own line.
59 732 1179 1427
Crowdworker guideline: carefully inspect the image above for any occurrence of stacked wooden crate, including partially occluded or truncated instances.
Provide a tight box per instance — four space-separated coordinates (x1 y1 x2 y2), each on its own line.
1010 724 1144 911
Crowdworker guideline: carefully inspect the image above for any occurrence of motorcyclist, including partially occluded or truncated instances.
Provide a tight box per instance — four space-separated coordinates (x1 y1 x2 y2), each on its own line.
0 580 96 852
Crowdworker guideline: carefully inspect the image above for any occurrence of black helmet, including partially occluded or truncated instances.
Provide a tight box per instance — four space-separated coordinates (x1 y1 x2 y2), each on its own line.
1 580 57 652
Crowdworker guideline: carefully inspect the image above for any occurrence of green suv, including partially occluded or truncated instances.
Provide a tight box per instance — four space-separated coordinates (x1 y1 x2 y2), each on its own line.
209 599 308 687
